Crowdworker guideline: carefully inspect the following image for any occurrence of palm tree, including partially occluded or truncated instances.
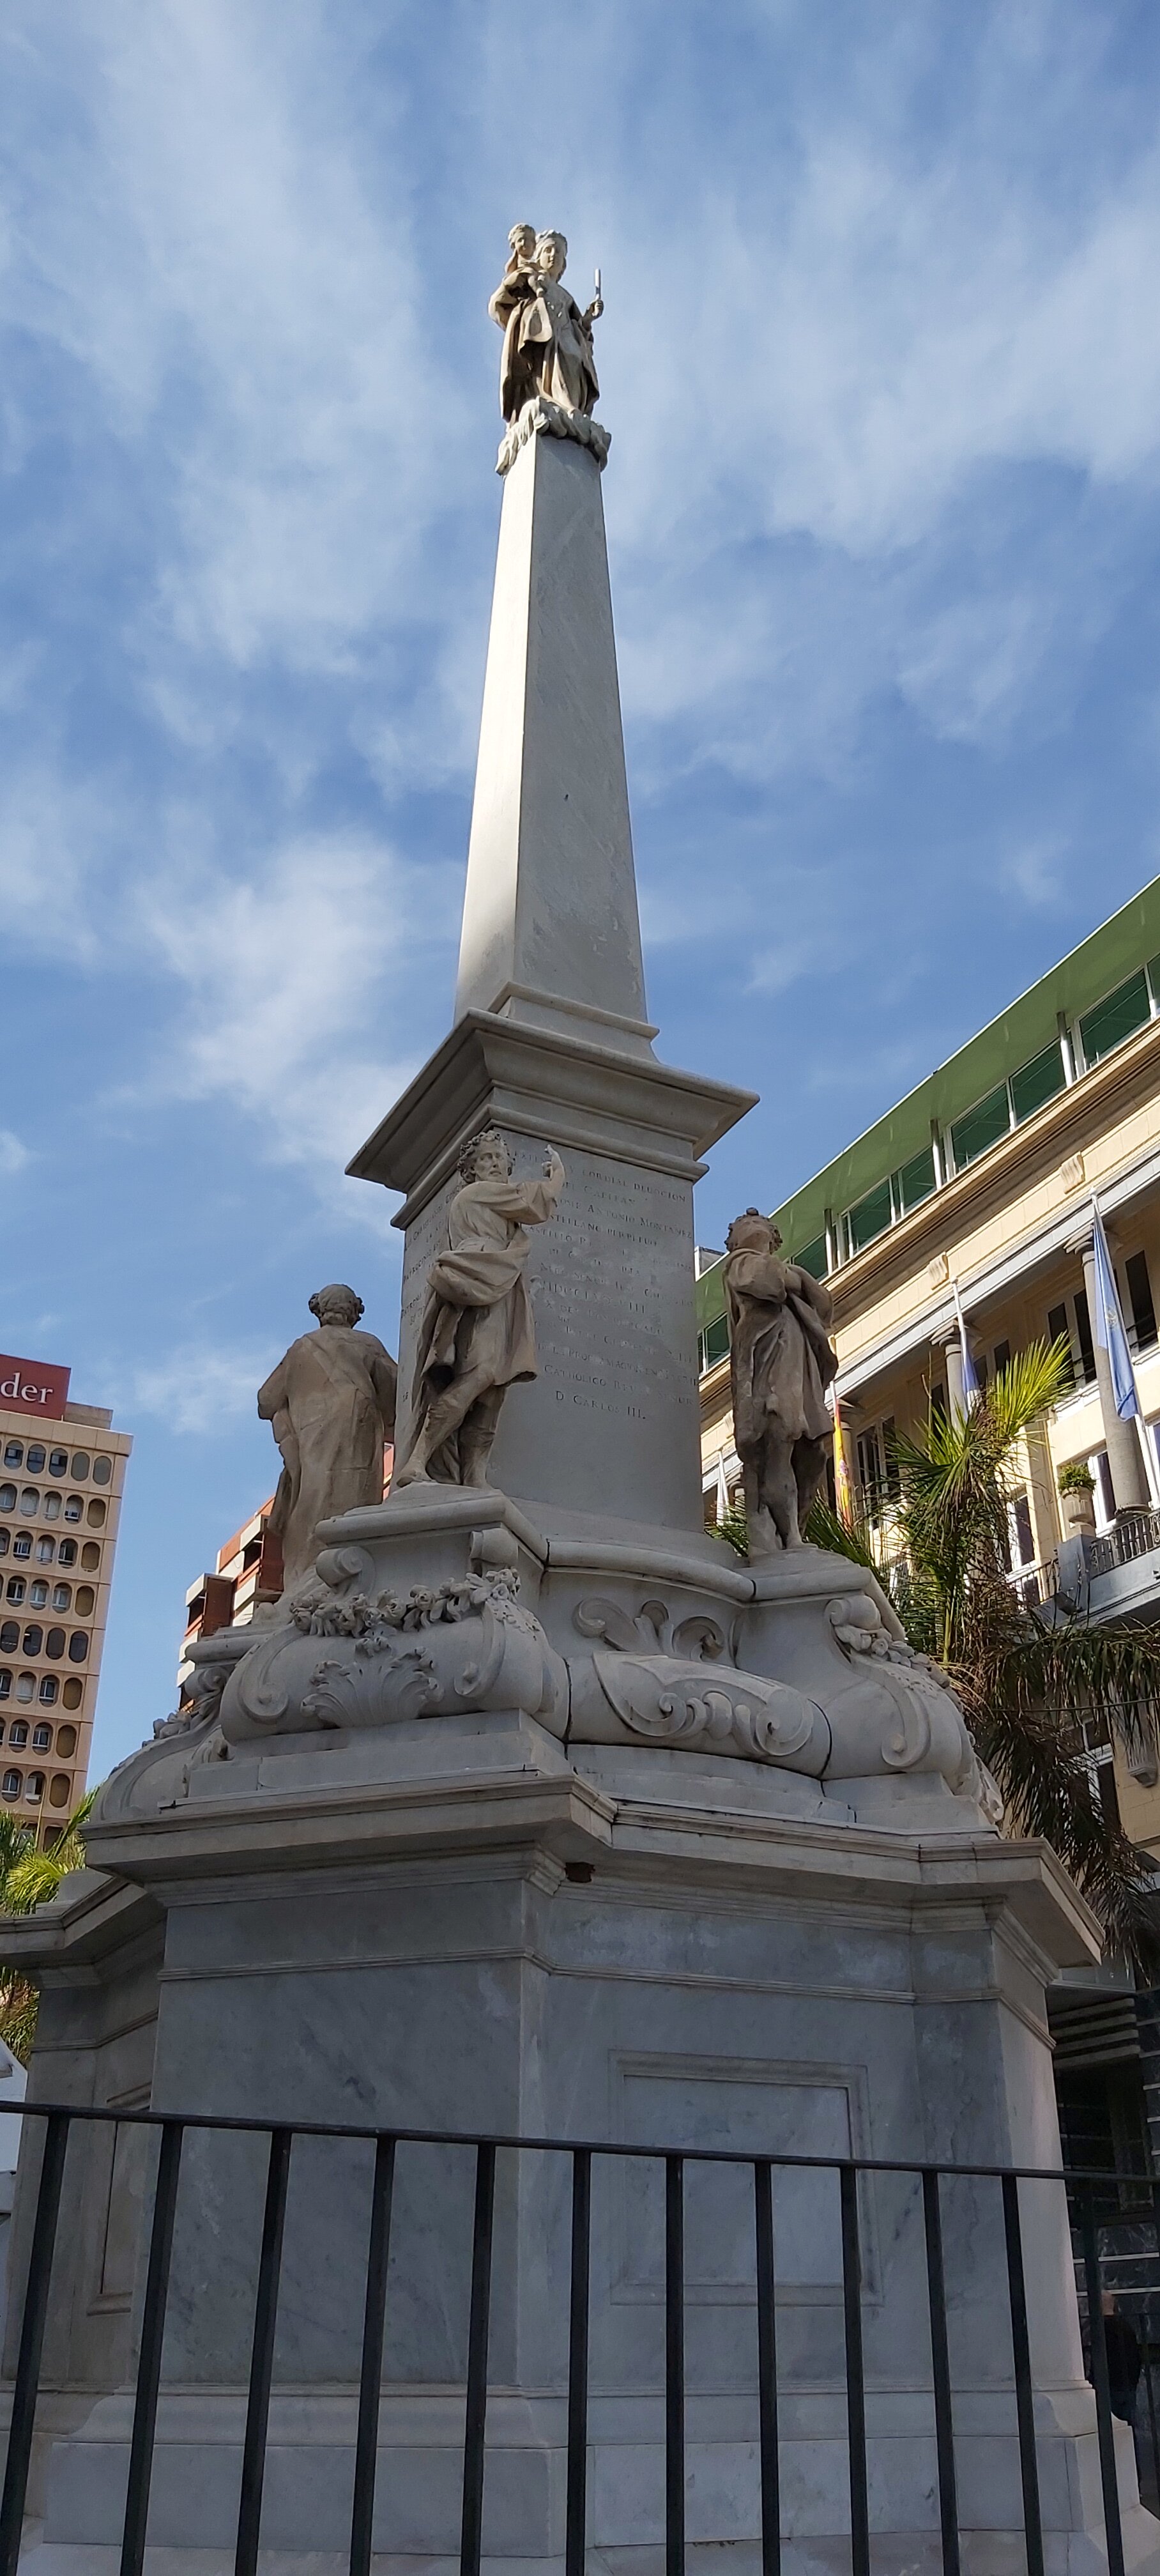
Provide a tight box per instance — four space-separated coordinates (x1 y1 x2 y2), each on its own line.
807 1340 1160 1972
0 1795 95 2062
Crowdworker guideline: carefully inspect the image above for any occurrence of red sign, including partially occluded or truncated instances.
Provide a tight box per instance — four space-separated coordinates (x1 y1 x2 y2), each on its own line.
0 1357 71 1421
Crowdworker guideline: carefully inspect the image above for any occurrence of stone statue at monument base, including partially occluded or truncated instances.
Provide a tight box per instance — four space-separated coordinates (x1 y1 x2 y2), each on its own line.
257 1285 397 1592
724 1206 838 1552
395 1129 564 1490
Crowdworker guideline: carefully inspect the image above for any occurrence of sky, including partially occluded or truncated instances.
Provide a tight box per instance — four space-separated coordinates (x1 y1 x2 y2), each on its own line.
6 0 1160 1774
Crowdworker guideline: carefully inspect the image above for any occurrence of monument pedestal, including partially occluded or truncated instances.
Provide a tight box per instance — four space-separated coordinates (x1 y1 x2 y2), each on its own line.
8 1680 1154 2575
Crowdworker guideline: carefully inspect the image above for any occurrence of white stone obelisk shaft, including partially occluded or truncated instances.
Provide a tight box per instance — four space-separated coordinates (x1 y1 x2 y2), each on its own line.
454 430 650 1045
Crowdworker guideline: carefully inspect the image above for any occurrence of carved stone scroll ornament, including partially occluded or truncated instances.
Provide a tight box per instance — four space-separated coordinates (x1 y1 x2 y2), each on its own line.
217 1568 568 1745
569 1596 831 1771
823 1591 1004 1817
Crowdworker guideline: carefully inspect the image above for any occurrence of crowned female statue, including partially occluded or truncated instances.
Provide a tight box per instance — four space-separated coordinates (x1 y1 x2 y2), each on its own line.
489 226 602 423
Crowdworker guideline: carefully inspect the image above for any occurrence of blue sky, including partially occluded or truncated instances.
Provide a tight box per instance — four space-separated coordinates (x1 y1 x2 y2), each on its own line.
7 0 1160 1774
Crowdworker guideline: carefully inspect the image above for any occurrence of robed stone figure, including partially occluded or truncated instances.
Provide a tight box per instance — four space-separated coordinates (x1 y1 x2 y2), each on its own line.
258 1286 397 1593
397 1129 565 1489
724 1210 837 1554
489 226 601 423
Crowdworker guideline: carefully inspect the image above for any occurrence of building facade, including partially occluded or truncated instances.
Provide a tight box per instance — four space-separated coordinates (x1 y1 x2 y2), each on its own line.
179 1498 281 1689
0 1358 131 1840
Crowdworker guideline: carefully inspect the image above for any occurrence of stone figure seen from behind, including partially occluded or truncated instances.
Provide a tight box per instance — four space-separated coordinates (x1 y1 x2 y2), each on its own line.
489 226 602 423
257 1287 397 1595
724 1209 838 1554
396 1129 565 1489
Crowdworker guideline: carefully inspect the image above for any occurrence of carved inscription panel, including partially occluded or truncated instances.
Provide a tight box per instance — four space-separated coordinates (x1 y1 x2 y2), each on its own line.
397 1137 702 1528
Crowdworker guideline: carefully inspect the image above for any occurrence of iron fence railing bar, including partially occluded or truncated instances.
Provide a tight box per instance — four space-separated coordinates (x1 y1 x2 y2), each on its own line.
922 2170 960 2576
565 2147 591 2576
0 2106 68 2576
753 2158 781 2576
664 2155 685 2576
1000 2173 1045 2576
840 2163 870 2576
349 2133 395 2576
1080 2186 1126 2576
460 2140 495 2576
234 2125 292 2576
119 2120 183 2576
0 2097 1147 2188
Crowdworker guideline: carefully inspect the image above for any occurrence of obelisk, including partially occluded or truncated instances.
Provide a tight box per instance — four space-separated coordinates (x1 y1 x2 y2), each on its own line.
349 258 754 1531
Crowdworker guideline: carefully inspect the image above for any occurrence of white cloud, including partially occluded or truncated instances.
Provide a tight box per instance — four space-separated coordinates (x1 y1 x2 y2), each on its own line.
125 1342 277 1437
0 1131 29 1176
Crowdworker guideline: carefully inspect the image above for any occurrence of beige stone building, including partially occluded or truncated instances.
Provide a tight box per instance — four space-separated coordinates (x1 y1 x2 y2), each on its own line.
698 876 1160 1856
0 1360 131 1841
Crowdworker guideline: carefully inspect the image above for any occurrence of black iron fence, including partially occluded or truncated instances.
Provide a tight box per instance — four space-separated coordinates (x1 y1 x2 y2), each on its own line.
1083 1506 1160 1579
0 2099 1154 2576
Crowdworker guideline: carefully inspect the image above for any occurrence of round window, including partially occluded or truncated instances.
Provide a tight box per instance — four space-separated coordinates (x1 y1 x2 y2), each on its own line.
37 1678 57 1706
63 1498 82 1524
8 1723 27 1746
48 1774 71 1809
3 1445 22 1470
86 1500 106 1528
51 1585 71 1612
58 1542 78 1568
48 1450 68 1478
67 1632 89 1664
5 1580 24 1606
19 1491 38 1519
0 1673 10 1702
0 1488 15 1514
2 1774 20 1801
55 1724 77 1758
61 1679 82 1711
29 1583 47 1609
0 1625 17 1655
70 1455 89 1482
92 1457 112 1487
22 1627 43 1657
79 1544 98 1571
45 1630 65 1661
31 1726 50 1752
25 1446 45 1476
43 1494 61 1522
0 1535 8 1560
74 1585 94 1616
26 1774 44 1802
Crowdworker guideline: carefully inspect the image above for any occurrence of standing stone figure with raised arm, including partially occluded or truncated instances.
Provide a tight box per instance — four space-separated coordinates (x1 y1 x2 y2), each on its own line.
397 1130 565 1489
258 1287 397 1594
489 226 602 422
724 1211 838 1554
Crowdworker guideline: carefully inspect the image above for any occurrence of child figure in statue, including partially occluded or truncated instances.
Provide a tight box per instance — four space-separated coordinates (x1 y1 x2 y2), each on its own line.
396 1129 565 1490
724 1209 837 1554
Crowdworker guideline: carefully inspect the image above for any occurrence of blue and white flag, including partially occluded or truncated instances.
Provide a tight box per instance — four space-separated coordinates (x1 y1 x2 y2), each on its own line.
951 1280 980 1406
1090 1199 1140 1421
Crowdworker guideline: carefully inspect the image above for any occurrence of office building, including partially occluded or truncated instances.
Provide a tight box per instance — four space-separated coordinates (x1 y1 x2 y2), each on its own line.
0 1356 131 1840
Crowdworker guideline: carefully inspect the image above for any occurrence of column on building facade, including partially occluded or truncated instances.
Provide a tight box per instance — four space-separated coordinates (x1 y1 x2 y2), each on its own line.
933 1328 968 1419
1071 1233 1150 1512
832 1395 859 1515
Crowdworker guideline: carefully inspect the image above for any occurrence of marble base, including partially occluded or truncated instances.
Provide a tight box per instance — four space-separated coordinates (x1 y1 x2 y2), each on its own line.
4 1676 1150 2573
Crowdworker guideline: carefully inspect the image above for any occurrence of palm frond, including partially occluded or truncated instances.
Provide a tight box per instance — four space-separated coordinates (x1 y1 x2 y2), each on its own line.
0 1789 97 2060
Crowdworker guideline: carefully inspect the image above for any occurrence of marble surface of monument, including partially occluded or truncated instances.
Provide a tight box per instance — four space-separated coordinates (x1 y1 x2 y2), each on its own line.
3 229 1152 2576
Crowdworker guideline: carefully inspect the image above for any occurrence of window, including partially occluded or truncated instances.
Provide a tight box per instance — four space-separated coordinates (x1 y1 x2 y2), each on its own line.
2 1444 22 1470
0 1535 7 1560
58 1540 78 1568
24 1445 45 1475
70 1454 89 1481
63 1496 82 1524
79 1542 98 1570
74 1585 94 1616
949 1041 1067 1174
5 1580 24 1606
1011 1495 1035 1567
698 1314 729 1374
68 1632 88 1664
846 1177 893 1255
993 1339 1011 1374
3 1775 21 1802
29 1582 47 1609
1048 1293 1096 1389
35 1537 54 1563
950 1082 1010 1170
48 1449 67 1478
26 1775 43 1803
55 1724 77 1759
31 1724 50 1751
92 1456 112 1487
86 1499 105 1528
11 1537 29 1562
19 1489 37 1518
48 1779 70 1811
51 1584 71 1613
45 1630 65 1660
0 1488 13 1514
0 1625 17 1656
22 1627 42 1657
795 1234 829 1280
61 1679 82 1710
895 1146 937 1213
1124 1252 1157 1354
0 1675 8 1703
856 1419 898 1515
1009 1039 1065 1124
43 1492 61 1522
36 1679 57 1708
8 1723 27 1748
1079 970 1151 1069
